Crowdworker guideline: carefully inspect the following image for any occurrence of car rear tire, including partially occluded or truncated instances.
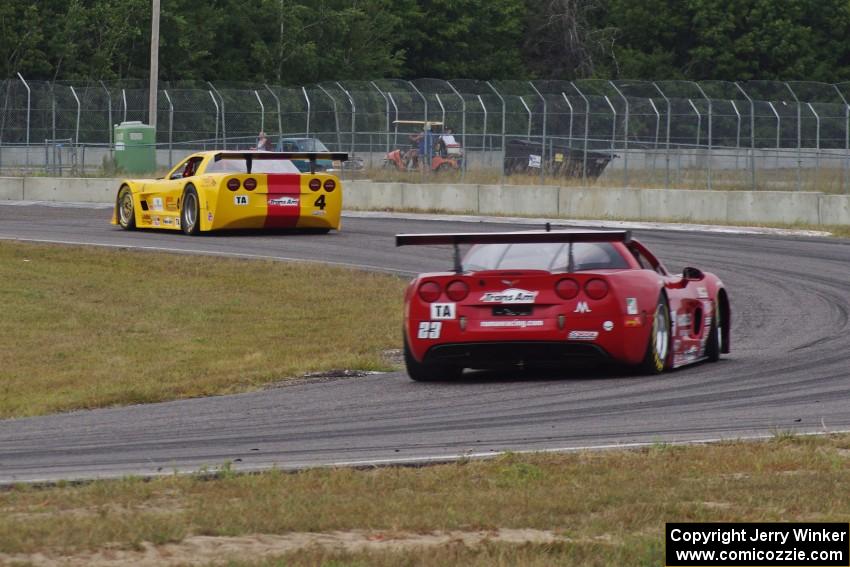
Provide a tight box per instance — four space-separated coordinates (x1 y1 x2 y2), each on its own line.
639 293 671 374
117 186 135 230
706 299 722 362
403 335 461 381
181 185 200 235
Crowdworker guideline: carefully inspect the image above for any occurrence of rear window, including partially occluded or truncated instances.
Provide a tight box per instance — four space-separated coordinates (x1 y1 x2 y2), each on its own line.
463 242 629 272
204 159 300 174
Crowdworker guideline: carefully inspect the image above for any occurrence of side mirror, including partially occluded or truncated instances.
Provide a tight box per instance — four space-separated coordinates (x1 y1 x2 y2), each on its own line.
682 266 705 281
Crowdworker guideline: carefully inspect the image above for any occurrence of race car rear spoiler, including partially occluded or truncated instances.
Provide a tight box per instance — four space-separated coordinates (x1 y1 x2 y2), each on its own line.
213 151 349 174
395 230 631 247
396 230 632 273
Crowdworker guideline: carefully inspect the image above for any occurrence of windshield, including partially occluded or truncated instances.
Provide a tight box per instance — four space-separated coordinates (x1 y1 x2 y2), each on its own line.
204 159 301 174
279 138 330 152
462 242 630 272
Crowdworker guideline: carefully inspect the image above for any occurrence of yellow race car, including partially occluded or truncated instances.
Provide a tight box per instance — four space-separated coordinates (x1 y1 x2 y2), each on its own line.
112 151 348 235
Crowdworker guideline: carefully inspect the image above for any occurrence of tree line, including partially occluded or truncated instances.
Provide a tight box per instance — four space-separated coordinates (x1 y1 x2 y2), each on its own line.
3 0 850 84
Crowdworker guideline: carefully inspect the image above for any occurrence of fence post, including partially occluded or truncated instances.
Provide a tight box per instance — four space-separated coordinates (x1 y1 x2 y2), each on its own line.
730 99 741 169
529 82 547 183
163 89 174 167
69 86 81 146
603 95 617 174
785 82 802 191
477 94 488 166
370 81 391 151
832 85 850 194
648 98 660 177
254 90 265 134
609 81 629 187
208 90 219 149
652 83 672 188
807 102 820 173
17 73 31 170
301 86 311 136
207 82 226 149
263 85 283 146
408 81 428 122
485 81 506 184
336 82 356 156
571 82 591 184
734 82 756 190
99 81 113 155
387 91 400 148
122 89 128 122
767 101 781 169
445 80 467 176
693 83 712 190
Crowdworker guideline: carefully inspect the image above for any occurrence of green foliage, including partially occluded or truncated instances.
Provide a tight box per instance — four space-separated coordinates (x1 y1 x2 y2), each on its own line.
3 0 850 82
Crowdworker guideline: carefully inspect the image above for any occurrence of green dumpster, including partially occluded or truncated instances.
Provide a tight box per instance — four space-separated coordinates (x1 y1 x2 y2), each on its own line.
113 121 156 174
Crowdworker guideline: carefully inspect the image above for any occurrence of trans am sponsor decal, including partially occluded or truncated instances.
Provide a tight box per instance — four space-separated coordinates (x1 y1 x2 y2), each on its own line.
602 320 614 331
165 197 178 211
163 217 173 226
430 303 456 320
626 297 639 315
142 214 152 224
152 197 164 211
479 288 538 304
697 286 709 298
480 320 544 328
269 196 299 207
153 216 160 226
417 321 442 339
207 212 214 222
234 195 249 206
568 330 598 340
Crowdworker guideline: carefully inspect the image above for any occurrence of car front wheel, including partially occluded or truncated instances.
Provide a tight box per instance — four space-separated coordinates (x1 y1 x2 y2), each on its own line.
117 186 135 230
639 293 671 374
181 185 201 235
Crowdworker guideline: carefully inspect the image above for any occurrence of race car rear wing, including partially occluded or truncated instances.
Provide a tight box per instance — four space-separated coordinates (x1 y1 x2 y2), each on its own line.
213 151 349 174
396 230 632 273
395 229 631 247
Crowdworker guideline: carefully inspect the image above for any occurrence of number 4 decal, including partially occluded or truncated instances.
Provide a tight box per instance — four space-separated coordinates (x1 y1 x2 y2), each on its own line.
314 194 326 210
417 321 442 339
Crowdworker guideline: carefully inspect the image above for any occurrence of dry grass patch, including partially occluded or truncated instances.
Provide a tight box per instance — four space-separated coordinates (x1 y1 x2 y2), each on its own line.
0 241 406 418
365 164 850 194
1 434 849 564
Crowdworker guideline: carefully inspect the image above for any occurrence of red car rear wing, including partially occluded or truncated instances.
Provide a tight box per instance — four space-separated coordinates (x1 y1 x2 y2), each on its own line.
213 151 349 174
396 230 632 273
395 230 632 247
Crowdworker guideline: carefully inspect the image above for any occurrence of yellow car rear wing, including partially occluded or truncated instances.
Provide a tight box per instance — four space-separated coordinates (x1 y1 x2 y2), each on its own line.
212 151 349 174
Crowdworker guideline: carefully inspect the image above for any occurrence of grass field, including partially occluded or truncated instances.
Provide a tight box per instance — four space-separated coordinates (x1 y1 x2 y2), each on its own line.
0 241 406 418
1 433 848 565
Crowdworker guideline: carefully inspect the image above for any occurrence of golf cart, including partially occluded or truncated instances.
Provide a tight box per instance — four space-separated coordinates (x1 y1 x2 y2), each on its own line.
384 120 463 172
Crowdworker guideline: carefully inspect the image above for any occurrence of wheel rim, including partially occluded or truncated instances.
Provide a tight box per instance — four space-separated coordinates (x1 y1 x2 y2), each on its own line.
119 192 133 225
653 304 669 363
184 193 197 229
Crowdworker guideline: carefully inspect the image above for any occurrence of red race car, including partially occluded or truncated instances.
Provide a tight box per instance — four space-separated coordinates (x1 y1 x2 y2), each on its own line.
396 229 730 381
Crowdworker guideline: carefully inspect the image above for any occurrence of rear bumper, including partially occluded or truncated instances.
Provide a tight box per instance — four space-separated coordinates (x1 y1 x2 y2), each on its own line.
423 341 611 369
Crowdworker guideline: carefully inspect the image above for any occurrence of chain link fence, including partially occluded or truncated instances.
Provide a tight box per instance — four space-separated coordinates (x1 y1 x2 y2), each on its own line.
1 76 849 192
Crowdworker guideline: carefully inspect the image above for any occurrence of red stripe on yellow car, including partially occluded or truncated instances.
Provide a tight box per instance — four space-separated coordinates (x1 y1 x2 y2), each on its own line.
264 174 301 228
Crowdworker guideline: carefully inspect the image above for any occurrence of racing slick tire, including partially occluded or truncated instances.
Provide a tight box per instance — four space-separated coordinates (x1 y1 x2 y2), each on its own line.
404 335 461 381
639 292 672 374
705 299 723 362
117 185 136 230
181 185 201 236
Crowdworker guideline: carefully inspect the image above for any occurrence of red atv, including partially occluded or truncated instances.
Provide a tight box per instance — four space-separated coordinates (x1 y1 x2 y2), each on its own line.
384 120 463 172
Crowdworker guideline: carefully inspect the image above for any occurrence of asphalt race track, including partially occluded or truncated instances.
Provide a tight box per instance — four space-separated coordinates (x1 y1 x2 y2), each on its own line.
1 201 849 483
